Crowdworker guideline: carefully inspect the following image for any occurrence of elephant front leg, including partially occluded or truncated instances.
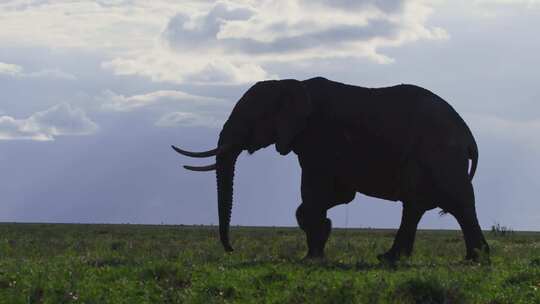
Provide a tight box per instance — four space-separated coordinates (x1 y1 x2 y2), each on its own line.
378 202 425 264
297 169 334 259
296 204 332 259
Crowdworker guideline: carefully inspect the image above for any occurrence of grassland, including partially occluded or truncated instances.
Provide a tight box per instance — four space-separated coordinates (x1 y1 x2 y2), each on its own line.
0 223 539 303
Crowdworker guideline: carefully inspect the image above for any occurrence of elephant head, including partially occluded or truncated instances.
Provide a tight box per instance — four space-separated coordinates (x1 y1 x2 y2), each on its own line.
172 79 312 251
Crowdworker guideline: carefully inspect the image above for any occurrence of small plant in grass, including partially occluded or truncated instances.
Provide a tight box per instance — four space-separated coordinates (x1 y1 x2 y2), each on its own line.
491 222 514 237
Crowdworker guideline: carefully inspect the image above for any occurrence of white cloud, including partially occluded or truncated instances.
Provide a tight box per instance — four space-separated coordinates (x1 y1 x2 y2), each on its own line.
0 1 184 50
0 1 448 85
104 0 448 84
156 111 221 128
168 1 448 60
0 104 98 141
0 62 23 76
473 0 540 5
0 61 76 80
464 0 540 18
100 89 224 112
101 50 276 85
105 0 447 84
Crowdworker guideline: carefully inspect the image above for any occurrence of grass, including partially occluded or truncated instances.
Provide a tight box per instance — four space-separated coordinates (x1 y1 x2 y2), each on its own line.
0 223 539 303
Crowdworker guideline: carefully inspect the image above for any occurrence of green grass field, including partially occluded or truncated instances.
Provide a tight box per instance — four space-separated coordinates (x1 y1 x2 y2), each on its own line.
0 223 539 303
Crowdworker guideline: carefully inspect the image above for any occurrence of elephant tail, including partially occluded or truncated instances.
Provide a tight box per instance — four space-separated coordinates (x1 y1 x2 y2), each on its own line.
468 137 478 181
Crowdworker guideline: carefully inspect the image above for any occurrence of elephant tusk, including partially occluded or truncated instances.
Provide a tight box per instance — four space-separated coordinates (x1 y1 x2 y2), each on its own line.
183 164 217 172
171 144 232 158
171 145 220 158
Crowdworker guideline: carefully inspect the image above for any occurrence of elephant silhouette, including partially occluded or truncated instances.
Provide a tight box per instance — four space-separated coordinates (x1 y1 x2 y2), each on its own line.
172 77 489 263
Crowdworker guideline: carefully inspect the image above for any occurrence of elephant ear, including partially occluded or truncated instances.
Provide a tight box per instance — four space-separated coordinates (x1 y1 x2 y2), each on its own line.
275 79 312 155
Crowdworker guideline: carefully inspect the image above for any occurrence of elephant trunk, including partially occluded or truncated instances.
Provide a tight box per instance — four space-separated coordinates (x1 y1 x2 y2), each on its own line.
216 149 240 252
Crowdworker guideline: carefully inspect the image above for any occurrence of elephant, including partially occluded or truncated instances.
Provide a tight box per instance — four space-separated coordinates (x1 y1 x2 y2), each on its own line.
172 77 490 263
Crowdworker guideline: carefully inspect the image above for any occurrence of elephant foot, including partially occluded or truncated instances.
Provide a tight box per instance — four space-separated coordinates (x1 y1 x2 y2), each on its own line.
464 248 491 265
302 254 326 261
302 218 332 263
377 249 409 267
302 253 326 262
303 247 326 261
377 251 398 266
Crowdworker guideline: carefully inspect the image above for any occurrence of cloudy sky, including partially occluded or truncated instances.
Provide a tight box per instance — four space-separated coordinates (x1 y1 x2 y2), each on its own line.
1 0 539 231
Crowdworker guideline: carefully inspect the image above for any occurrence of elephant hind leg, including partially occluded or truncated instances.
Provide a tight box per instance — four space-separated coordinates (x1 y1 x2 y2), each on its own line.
448 204 489 262
378 202 426 264
429 155 489 261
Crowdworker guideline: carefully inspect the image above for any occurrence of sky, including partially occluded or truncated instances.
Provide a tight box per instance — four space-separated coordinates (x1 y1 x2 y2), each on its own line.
0 0 539 231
